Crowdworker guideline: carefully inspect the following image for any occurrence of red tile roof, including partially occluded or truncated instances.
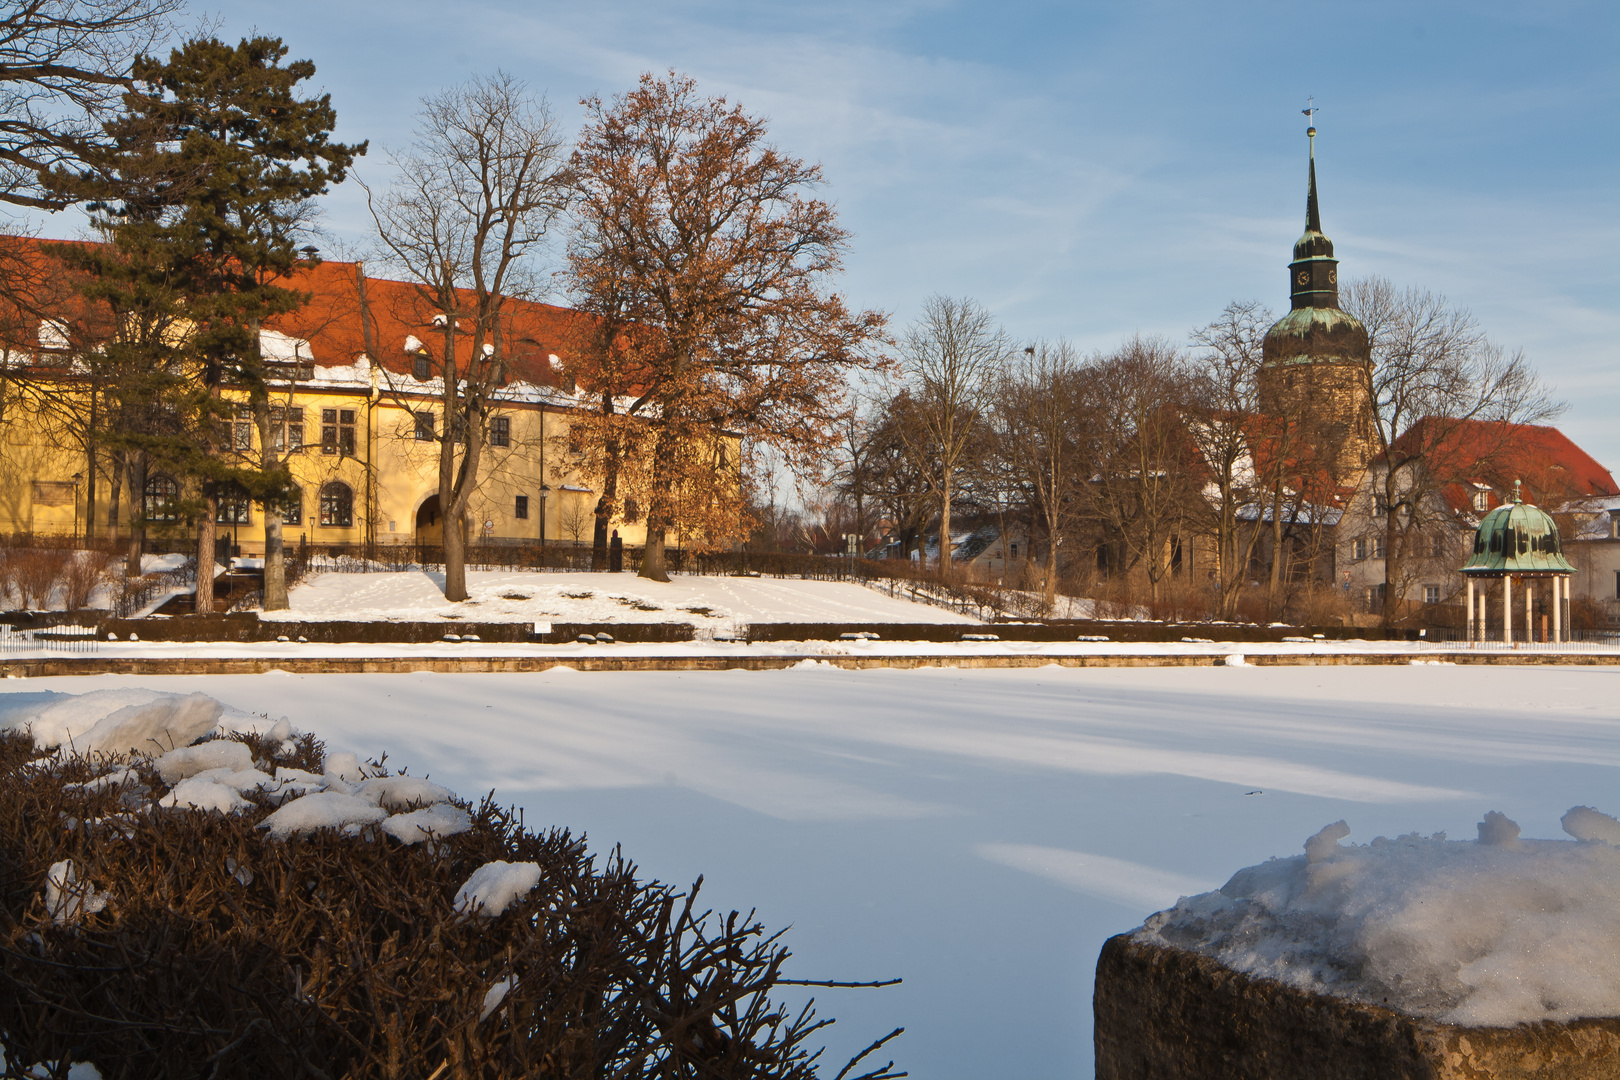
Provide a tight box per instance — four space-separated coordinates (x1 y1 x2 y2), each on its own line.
1384 416 1618 514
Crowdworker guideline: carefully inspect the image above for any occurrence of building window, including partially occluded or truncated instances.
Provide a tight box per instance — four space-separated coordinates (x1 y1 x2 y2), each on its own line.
490 415 510 448
1431 534 1446 559
279 485 303 526
319 482 353 527
271 406 304 452
1374 537 1387 558
1353 538 1367 560
515 494 528 520
567 426 581 455
1423 584 1441 605
215 484 251 525
232 405 253 451
143 474 179 522
1374 494 1389 516
413 353 431 381
414 411 435 441
1473 490 1489 512
322 408 355 455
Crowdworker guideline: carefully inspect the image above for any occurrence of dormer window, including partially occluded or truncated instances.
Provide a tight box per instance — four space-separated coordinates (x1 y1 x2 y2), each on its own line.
1472 490 1489 512
37 319 69 351
414 354 431 381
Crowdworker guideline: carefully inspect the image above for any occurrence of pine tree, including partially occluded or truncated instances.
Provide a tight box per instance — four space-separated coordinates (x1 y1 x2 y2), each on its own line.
108 36 364 611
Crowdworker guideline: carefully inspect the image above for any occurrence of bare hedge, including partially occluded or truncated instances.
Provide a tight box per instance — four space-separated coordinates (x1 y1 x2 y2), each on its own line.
0 730 902 1080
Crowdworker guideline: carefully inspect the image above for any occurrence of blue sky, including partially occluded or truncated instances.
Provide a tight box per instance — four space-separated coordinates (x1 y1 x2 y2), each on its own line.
33 0 1620 471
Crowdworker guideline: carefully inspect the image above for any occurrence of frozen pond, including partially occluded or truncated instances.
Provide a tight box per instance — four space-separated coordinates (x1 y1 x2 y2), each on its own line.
9 663 1620 1078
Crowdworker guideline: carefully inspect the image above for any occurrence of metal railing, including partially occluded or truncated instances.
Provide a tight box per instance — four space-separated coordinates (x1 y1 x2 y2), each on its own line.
0 623 99 653
1418 627 1620 653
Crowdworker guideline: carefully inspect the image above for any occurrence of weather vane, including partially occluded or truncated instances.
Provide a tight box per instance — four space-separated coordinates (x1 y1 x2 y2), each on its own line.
1302 96 1319 135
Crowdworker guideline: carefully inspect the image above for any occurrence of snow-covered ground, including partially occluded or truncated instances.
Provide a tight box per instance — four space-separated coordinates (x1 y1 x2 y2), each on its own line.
7 664 1618 1078
263 570 979 627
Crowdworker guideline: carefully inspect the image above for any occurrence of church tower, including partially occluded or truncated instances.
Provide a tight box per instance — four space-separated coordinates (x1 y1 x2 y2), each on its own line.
1258 119 1375 480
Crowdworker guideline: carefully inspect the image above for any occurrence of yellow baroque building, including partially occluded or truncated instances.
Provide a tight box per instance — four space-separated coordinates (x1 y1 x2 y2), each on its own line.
0 247 647 555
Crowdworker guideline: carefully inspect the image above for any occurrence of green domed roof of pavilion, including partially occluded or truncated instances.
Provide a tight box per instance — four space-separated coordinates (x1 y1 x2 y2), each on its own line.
1462 485 1575 575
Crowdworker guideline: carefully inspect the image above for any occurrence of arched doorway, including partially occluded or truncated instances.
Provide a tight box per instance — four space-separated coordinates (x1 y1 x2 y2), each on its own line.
415 494 442 545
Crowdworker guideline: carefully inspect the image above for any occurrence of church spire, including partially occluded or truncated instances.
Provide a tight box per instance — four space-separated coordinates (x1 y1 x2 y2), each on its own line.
1305 126 1322 234
1289 107 1338 311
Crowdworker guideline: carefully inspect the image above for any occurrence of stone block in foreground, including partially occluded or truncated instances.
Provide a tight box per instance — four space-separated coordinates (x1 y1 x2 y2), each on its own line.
1094 934 1620 1080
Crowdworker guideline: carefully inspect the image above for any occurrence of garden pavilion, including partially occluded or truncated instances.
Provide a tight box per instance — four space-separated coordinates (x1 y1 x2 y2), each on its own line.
1461 481 1575 643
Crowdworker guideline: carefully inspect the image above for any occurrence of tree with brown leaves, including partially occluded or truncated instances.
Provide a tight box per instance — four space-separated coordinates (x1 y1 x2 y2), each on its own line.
565 71 886 582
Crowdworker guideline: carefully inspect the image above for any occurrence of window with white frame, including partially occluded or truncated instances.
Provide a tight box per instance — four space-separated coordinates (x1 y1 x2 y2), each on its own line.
1423 584 1441 605
1353 538 1367 560
1473 490 1489 512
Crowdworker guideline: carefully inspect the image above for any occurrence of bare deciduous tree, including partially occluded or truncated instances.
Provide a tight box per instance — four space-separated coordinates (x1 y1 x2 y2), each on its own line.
367 72 569 601
898 295 1007 573
1000 340 1088 607
1187 301 1276 618
1085 335 1199 603
0 0 182 211
1344 276 1564 623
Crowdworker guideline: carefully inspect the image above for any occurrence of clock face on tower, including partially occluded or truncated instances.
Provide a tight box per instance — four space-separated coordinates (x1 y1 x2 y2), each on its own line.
1297 270 1310 286
1328 268 1337 284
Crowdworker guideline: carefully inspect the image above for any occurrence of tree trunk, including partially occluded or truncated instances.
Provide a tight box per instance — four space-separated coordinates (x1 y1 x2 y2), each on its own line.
1267 480 1285 616
124 457 145 581
83 387 97 547
106 451 123 545
591 497 610 570
262 508 286 610
196 492 216 616
938 477 952 579
640 522 670 582
443 498 468 601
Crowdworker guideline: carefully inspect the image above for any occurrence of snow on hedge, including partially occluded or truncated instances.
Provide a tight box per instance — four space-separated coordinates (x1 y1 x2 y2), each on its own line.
4 687 492 901
1136 810 1620 1026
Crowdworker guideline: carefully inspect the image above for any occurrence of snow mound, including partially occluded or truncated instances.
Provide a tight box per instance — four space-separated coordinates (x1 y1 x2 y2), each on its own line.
259 792 387 840
359 776 457 811
1136 811 1620 1026
382 803 472 845
455 861 542 919
0 689 227 755
156 740 252 785
159 777 250 814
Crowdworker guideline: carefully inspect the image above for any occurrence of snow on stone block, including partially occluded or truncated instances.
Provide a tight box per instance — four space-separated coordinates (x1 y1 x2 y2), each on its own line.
455 860 542 920
80 692 224 756
258 791 387 840
382 804 472 846
358 776 457 811
159 777 250 814
155 740 252 785
1134 810 1620 1027
1563 806 1620 845
44 859 108 925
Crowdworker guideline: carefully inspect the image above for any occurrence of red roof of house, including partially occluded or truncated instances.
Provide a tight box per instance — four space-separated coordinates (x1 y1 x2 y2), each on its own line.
1384 416 1617 514
264 259 594 389
0 235 602 390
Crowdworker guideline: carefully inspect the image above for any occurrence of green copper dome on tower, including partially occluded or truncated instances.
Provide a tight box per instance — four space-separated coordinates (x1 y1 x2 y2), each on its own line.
1462 482 1575 575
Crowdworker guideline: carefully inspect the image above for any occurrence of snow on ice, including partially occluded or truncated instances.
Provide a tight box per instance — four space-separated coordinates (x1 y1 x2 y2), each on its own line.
6 664 1620 1079
1137 812 1620 1026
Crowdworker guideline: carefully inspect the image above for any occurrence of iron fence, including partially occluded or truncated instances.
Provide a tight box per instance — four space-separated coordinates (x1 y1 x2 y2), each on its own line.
1418 627 1620 654
0 623 99 653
